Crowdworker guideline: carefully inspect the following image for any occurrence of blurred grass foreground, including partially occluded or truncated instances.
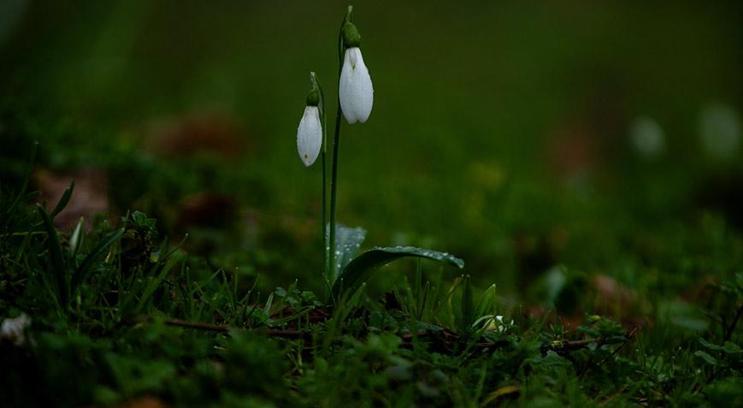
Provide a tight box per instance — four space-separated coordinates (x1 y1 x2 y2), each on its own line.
1 1 743 406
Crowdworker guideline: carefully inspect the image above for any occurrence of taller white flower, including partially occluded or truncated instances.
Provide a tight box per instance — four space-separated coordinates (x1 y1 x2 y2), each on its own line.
297 105 322 166
338 18 373 125
339 47 373 124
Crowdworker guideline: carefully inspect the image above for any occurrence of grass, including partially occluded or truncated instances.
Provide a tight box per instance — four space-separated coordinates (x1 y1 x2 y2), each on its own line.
1 156 742 406
2 2 743 406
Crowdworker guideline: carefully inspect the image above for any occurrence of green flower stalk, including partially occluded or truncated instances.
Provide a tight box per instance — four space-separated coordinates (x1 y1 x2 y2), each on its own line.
297 72 330 286
296 5 462 302
328 6 373 285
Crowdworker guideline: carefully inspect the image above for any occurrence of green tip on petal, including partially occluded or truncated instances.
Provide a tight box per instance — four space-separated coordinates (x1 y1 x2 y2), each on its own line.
342 21 361 48
306 88 320 106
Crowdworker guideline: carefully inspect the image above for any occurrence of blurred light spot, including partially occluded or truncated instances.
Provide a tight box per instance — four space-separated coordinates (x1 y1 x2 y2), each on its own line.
630 116 665 158
468 161 506 192
699 103 740 159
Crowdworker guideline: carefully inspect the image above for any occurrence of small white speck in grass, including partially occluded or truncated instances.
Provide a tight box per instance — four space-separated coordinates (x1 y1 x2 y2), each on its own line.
1 313 30 346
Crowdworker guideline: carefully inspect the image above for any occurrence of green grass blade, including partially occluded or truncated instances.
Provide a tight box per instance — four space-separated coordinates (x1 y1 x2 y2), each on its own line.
461 274 474 333
72 227 125 295
36 204 69 306
69 217 85 255
5 141 38 221
134 255 181 313
50 181 74 219
332 246 464 297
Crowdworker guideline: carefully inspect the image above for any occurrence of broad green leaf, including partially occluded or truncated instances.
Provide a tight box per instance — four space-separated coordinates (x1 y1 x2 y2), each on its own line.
328 224 366 281
332 246 464 297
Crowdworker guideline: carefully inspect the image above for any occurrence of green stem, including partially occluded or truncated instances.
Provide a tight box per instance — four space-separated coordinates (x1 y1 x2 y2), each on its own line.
322 152 328 275
319 85 329 286
328 103 342 286
310 71 332 295
328 7 352 298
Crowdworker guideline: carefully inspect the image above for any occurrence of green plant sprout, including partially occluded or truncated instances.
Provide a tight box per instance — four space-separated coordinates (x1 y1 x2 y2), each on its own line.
35 182 125 311
296 6 464 302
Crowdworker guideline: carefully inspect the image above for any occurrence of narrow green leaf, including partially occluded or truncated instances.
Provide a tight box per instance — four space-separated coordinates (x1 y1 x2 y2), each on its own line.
50 181 75 219
6 141 38 219
694 350 718 366
135 255 181 313
69 217 85 255
264 293 274 316
72 228 125 295
699 338 725 352
476 283 498 318
723 342 743 354
37 204 69 306
461 274 474 332
333 246 464 297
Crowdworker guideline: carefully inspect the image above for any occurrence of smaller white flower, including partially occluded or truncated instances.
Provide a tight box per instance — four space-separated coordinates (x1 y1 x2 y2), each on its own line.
339 47 373 124
1 313 31 346
296 106 322 166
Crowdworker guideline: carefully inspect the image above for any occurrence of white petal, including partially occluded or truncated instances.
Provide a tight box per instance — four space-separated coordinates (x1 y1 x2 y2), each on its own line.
339 47 373 124
297 106 322 166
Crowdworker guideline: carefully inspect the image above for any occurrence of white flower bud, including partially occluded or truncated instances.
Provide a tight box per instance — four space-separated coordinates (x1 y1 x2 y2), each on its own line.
297 106 322 166
339 47 373 124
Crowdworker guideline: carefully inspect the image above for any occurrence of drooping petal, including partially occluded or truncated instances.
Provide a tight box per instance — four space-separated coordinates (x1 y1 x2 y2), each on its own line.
297 106 322 166
339 47 373 124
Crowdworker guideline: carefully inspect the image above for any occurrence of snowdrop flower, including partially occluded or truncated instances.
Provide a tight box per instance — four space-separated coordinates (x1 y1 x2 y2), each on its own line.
339 47 373 124
297 100 322 167
1 313 31 346
339 21 373 124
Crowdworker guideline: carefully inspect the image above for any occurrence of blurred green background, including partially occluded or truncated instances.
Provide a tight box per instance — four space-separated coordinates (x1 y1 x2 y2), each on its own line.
1 0 742 297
